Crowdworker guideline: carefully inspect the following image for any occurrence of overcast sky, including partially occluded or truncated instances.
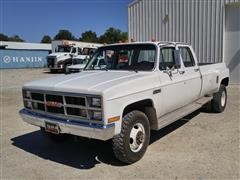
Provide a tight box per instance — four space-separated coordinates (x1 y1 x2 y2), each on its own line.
0 0 132 42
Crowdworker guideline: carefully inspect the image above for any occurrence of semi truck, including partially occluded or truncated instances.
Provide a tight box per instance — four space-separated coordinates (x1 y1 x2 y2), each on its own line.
47 40 102 72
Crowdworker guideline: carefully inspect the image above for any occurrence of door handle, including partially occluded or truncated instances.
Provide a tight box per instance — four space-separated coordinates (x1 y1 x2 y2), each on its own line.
179 70 185 74
153 89 161 94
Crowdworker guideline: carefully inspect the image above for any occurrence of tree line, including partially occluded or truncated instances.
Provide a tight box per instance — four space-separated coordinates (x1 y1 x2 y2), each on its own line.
0 33 25 42
0 27 128 44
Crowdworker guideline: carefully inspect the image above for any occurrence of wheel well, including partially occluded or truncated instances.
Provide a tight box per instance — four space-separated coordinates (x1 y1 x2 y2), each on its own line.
221 77 229 87
123 99 158 130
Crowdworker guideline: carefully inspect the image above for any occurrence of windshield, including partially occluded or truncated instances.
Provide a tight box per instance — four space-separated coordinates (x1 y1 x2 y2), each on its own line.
70 47 76 53
82 48 96 55
85 44 156 71
56 45 71 52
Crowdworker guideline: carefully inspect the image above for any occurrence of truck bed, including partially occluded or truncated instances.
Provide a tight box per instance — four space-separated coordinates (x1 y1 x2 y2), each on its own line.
198 62 214 66
199 62 229 96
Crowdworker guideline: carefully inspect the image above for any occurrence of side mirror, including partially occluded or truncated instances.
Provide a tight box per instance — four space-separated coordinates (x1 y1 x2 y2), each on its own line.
163 67 172 77
174 50 181 69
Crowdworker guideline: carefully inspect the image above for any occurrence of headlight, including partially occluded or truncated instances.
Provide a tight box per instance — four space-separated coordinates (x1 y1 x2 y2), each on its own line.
32 102 38 109
90 97 101 107
23 90 31 99
90 110 102 121
24 101 32 109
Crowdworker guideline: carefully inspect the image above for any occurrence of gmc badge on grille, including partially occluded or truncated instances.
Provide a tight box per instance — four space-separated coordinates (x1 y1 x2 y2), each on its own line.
46 101 63 108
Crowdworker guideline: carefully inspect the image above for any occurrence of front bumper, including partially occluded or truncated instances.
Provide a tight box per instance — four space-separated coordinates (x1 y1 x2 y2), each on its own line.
48 65 63 70
19 109 115 141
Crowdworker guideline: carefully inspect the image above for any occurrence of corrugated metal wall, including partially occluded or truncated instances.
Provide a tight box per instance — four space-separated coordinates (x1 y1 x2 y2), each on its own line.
128 0 240 63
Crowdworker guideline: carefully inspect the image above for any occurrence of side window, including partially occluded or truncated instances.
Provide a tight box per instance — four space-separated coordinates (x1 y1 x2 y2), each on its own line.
159 47 175 70
179 47 195 67
78 48 82 55
72 48 76 53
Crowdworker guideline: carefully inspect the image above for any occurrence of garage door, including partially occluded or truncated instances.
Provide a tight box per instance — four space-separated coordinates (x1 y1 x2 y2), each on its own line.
224 3 240 84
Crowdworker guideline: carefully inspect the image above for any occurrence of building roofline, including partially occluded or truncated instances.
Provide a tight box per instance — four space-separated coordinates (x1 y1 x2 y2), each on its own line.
0 41 51 50
128 0 141 7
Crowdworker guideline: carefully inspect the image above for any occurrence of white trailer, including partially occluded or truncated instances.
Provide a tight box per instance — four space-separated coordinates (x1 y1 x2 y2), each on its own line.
51 40 102 53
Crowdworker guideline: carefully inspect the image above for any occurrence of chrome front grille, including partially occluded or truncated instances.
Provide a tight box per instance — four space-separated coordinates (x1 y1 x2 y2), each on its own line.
23 90 102 123
65 96 86 106
47 57 56 68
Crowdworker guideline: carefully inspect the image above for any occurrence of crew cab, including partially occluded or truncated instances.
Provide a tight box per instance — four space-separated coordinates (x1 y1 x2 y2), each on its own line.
19 42 229 164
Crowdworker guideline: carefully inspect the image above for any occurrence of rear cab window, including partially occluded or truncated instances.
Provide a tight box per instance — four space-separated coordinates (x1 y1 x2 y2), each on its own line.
178 47 195 67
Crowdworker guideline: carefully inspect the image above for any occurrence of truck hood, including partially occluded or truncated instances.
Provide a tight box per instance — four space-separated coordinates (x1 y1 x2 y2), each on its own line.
68 64 86 69
74 55 88 59
23 71 159 100
48 53 70 58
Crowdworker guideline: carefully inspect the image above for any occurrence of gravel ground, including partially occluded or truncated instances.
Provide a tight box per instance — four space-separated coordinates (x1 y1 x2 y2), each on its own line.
0 69 239 180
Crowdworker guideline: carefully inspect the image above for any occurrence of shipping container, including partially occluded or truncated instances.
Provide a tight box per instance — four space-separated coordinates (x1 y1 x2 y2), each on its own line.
0 41 51 69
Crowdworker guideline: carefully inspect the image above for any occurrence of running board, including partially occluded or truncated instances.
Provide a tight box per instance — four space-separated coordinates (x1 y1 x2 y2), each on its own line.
156 96 213 130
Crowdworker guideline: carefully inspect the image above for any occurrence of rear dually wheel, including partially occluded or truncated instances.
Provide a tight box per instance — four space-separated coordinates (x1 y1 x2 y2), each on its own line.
211 84 227 113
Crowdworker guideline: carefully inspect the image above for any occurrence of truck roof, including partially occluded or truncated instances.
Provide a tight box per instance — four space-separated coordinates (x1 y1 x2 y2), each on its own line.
102 41 190 47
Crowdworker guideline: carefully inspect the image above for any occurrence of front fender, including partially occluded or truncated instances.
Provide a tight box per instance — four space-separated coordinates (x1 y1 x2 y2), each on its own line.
103 89 157 135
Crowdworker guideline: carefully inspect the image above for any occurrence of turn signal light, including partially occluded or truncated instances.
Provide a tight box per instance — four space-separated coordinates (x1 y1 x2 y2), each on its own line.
108 116 120 123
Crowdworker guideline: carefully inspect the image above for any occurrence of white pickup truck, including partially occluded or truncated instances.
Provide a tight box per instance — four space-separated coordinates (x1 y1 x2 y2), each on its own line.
19 42 229 164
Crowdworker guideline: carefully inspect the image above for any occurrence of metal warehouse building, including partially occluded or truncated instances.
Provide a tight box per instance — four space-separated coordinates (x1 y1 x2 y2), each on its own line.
0 41 51 69
128 0 240 84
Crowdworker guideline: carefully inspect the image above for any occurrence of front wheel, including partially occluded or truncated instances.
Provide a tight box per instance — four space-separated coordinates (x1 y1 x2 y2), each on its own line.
112 110 150 164
50 69 57 73
211 84 227 113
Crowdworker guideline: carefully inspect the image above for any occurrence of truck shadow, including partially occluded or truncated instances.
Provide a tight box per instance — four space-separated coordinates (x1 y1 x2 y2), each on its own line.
43 70 63 74
11 110 200 169
150 110 200 144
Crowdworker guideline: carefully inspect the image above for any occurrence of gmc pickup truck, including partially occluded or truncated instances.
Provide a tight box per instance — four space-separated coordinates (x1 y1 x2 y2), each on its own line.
19 42 229 164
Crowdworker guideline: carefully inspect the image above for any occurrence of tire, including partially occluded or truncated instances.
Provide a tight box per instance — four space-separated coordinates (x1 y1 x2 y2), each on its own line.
63 64 72 73
50 69 57 73
112 110 150 164
211 84 227 113
64 66 70 74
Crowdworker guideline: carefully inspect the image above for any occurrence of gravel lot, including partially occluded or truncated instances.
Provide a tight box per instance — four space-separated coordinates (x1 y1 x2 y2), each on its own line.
0 69 239 180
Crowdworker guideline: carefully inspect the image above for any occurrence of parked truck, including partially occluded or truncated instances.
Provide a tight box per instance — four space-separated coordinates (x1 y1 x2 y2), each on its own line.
47 40 102 72
19 42 229 164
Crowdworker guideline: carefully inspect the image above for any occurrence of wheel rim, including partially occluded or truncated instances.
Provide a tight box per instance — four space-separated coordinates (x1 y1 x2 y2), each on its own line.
129 123 145 152
221 90 226 107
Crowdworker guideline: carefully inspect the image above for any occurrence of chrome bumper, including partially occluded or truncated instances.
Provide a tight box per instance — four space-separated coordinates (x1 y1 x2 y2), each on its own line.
19 109 115 141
